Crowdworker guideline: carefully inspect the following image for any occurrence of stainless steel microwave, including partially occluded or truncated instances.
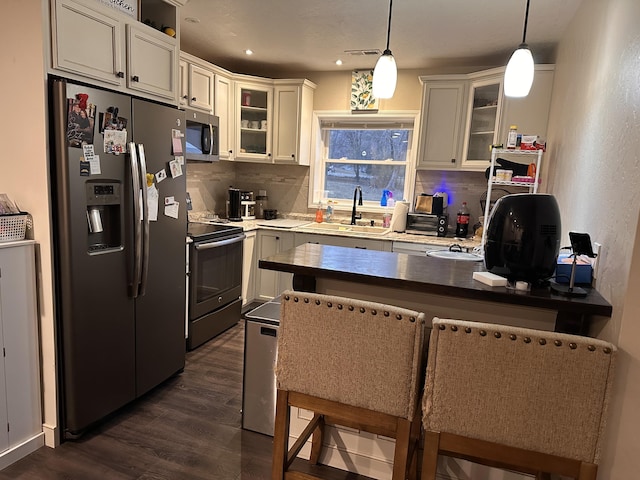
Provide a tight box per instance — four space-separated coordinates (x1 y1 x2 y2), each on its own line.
185 110 219 161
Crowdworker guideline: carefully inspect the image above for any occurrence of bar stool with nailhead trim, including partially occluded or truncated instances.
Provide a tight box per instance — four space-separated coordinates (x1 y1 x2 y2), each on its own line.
421 318 617 480
271 290 425 480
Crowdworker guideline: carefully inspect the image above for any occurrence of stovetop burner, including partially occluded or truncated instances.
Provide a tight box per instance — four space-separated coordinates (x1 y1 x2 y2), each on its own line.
187 222 244 242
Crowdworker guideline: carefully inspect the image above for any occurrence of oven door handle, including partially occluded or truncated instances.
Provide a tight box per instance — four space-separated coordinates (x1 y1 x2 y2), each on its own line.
194 234 246 250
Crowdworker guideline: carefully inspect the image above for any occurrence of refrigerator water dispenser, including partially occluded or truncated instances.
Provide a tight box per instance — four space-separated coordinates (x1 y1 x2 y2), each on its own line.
85 181 122 253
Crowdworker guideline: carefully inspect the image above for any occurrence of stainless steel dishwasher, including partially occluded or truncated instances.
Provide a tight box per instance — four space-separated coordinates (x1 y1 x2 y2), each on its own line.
242 298 280 436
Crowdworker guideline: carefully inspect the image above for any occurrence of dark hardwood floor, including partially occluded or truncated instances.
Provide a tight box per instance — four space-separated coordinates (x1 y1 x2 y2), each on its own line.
0 320 372 480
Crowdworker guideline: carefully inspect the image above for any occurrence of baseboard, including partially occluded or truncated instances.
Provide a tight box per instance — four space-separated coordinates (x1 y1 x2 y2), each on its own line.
0 432 45 470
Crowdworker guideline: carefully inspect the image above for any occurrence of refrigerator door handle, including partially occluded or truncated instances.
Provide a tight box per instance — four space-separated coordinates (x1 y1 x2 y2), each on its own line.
137 143 150 296
129 142 143 298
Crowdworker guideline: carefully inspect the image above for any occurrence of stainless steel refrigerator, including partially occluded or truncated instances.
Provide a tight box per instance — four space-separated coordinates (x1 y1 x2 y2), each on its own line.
50 78 187 437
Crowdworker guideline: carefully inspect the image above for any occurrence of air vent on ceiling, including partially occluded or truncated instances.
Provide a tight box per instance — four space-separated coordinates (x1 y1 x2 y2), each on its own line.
344 49 382 56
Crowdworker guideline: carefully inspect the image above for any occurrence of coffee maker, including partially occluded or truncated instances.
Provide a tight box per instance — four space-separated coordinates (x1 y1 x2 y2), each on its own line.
227 187 242 222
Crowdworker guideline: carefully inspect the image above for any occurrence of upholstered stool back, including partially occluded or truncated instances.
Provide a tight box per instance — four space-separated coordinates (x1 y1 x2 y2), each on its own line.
421 317 617 480
276 290 425 420
272 290 425 480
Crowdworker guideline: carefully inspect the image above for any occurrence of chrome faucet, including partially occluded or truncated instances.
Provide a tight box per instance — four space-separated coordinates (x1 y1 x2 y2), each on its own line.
350 185 363 225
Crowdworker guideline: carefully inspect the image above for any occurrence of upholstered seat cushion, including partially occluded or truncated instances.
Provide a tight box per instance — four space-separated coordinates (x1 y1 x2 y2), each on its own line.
276 291 425 420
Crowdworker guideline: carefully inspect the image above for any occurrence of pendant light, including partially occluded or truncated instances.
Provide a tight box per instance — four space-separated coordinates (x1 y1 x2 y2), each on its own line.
372 0 397 99
504 0 535 97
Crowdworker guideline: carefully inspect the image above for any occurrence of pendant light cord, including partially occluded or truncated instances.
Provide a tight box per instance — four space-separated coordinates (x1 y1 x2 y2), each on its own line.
521 0 530 44
385 0 393 51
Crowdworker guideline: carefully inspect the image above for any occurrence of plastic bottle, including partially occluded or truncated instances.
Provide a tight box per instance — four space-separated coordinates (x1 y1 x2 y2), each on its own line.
507 125 518 149
325 201 333 223
380 190 389 206
387 191 395 208
455 202 470 238
315 202 324 223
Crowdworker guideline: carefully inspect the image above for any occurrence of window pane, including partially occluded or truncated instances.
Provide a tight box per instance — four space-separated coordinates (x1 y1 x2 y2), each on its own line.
325 163 406 202
328 129 409 162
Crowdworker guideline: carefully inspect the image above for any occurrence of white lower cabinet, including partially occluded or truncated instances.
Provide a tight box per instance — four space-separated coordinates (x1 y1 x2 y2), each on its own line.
0 241 44 469
255 230 294 301
295 233 392 251
242 230 256 306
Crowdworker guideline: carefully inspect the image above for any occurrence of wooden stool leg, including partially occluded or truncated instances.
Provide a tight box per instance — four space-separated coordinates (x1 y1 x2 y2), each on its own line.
421 431 440 480
578 463 598 480
309 415 325 465
271 389 291 480
392 418 412 480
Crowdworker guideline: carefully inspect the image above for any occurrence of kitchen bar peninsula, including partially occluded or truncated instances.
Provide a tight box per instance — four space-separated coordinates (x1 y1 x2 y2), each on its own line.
259 243 612 335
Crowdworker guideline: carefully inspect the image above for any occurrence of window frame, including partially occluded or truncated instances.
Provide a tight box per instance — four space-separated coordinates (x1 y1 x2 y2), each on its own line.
309 111 419 213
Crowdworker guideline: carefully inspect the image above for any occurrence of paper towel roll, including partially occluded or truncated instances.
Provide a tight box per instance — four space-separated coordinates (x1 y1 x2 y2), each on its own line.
390 201 409 232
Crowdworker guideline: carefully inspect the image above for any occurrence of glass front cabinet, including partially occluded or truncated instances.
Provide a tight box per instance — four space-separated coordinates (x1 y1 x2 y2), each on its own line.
461 74 503 170
235 82 273 162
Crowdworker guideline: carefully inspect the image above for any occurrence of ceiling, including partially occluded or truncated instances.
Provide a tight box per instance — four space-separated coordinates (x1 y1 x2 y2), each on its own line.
179 0 583 77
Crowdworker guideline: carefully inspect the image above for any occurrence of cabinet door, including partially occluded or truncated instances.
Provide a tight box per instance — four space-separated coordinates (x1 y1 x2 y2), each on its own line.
127 24 177 101
188 64 214 112
295 233 392 251
417 81 466 170
179 60 188 107
461 76 502 170
53 0 124 86
256 231 293 301
498 68 555 146
273 85 300 163
242 231 256 306
215 73 235 160
235 83 273 162
0 244 41 450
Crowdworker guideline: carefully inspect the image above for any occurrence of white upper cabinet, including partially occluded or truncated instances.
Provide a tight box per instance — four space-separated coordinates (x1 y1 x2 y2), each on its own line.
51 0 179 104
178 61 214 112
53 0 124 86
272 80 316 165
235 80 273 162
126 24 177 100
460 72 503 170
416 79 467 170
417 65 555 171
214 71 235 160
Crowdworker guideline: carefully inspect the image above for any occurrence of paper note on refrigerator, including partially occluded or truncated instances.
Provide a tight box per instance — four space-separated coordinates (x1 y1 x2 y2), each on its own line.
164 201 179 219
147 184 159 222
89 154 101 175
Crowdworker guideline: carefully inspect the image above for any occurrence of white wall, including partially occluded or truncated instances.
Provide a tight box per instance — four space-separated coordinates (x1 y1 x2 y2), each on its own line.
545 0 640 476
0 0 58 446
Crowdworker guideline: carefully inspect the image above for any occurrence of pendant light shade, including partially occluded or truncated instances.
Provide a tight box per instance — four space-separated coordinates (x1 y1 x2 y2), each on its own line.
504 0 535 98
504 44 534 97
372 50 397 99
372 0 397 99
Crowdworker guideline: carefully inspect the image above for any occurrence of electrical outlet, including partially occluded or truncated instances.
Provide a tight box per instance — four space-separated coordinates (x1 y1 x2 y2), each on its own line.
592 242 602 283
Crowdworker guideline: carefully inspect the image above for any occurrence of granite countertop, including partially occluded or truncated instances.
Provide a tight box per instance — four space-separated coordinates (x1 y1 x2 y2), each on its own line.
189 213 481 249
258 243 613 325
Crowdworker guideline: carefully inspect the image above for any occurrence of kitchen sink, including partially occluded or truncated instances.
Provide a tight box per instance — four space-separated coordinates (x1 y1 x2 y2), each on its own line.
299 222 391 236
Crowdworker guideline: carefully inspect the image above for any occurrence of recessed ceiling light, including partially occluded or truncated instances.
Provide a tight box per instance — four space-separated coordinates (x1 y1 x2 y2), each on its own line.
335 59 343 66
184 17 200 24
245 49 253 56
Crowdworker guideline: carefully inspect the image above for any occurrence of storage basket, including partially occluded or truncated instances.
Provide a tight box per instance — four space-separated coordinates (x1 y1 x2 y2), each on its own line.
0 213 29 242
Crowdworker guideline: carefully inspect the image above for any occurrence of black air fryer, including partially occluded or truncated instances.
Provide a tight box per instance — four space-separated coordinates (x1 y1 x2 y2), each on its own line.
484 193 561 285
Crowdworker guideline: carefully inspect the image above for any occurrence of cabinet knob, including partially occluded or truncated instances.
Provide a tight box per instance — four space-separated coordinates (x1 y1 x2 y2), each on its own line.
229 150 233 154
191 97 197 102
182 95 188 100
116 71 124 78
451 158 456 163
132 75 139 82
291 154 295 159
267 153 272 157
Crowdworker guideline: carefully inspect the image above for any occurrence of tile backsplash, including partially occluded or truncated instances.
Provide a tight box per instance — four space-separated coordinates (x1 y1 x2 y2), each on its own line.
186 161 490 229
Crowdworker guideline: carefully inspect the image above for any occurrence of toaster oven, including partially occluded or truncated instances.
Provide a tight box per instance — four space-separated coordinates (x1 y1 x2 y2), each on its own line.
406 213 448 237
